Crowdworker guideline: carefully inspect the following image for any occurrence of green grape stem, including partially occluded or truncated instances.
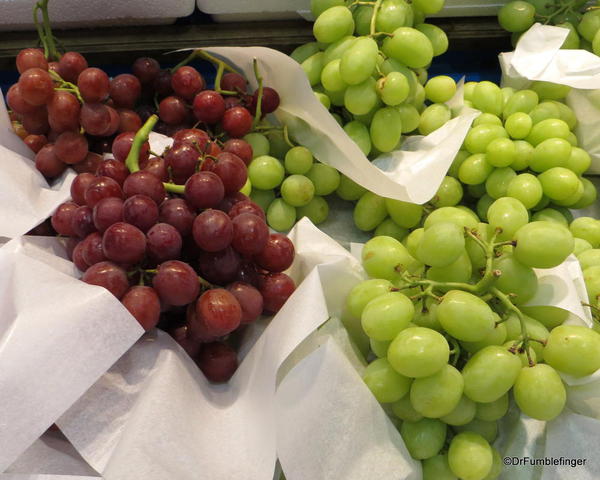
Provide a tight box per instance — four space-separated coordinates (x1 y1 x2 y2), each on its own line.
347 0 376 7
369 0 384 36
252 58 264 129
170 49 239 95
49 70 84 103
33 0 60 61
536 0 579 24
582 302 600 323
447 336 461 367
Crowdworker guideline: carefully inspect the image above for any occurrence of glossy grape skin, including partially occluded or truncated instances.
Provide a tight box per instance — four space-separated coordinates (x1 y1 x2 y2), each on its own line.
222 106 253 138
231 213 269 256
51 202 79 236
226 282 263 324
544 325 600 377
354 192 387 232
513 364 566 420
196 288 242 337
184 172 225 210
462 345 522 403
361 292 414 341
400 418 447 460
81 232 106 266
422 454 457 480
122 195 159 233
416 222 465 268
121 286 161 330
191 209 233 252
132 56 160 84
254 234 295 273
92 197 124 233
475 393 509 422
16 48 48 73
35 144 66 179
18 68 54 106
346 279 393 318
171 66 205 101
382 27 433 69
248 155 285 190
440 395 477 427
387 327 449 378
363 358 412 403
410 364 464 418
102 222 146 264
71 206 96 238
82 261 129 299
153 260 200 306
146 223 182 263
362 235 420 280
448 432 492 480
259 272 296 313
513 221 574 268
437 291 495 342
196 342 238 383
84 176 123 209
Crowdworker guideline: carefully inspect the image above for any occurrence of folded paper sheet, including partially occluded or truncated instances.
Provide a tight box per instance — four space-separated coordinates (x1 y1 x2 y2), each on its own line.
499 23 600 173
0 237 144 472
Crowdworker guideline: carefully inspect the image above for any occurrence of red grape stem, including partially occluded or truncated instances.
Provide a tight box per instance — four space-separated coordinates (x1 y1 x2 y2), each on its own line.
170 50 238 95
33 0 60 61
252 59 263 129
49 69 84 103
125 114 159 173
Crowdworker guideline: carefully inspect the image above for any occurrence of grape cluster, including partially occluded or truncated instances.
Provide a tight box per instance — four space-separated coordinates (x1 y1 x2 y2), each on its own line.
346 207 600 480
498 0 600 51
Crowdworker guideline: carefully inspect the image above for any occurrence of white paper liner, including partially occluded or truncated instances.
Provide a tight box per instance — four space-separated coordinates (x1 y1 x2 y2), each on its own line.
499 23 600 173
0 237 144 472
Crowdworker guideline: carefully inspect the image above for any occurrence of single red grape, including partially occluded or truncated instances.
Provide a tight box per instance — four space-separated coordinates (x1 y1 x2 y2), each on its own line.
81 231 106 266
152 260 200 306
195 288 241 337
228 200 266 221
164 143 200 184
196 342 238 383
221 72 247 93
18 68 54 106
93 196 124 232
24 134 47 153
71 205 96 238
123 171 165 205
231 213 269 256
16 48 48 73
80 103 112 136
57 51 88 82
102 222 146 264
132 57 161 84
72 241 90 271
82 261 129 299
193 90 225 124
110 74 141 109
259 272 296 313
254 234 295 273
47 91 80 133
84 176 123 208
73 152 103 174
198 246 240 285
159 198 195 236
77 67 110 103
222 106 253 138
209 152 248 194
171 66 205 101
184 172 225 210
146 223 182 263
55 131 88 165
22 107 50 135
35 144 66 178
223 138 253 165
6 84 38 114
112 131 150 163
117 109 142 133
158 96 188 125
251 86 280 115
70 173 95 205
140 156 168 182
122 286 161 330
123 194 159 232
192 209 233 252
226 281 263 324
96 159 129 186
51 201 79 236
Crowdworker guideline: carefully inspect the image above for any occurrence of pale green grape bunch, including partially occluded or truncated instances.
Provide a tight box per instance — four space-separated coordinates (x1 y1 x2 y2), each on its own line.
344 213 600 479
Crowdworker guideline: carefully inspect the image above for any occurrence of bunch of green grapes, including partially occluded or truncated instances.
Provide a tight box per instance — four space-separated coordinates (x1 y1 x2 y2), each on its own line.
344 207 600 480
292 0 451 157
498 0 600 51
244 129 341 231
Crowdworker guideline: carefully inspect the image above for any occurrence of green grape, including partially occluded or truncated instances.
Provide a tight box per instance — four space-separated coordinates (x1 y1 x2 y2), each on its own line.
382 27 434 69
243 133 269 158
320 59 347 92
506 173 543 209
458 154 493 185
415 23 449 56
411 83 426 109
248 155 285 190
529 101 561 124
380 59 419 92
473 113 503 127
310 0 345 18
513 364 566 420
457 205 479 220
483 448 503 480
463 82 477 101
336 174 367 201
313 6 354 44
584 265 600 304
570 217 600 247
514 221 574 268
504 112 532 139
301 52 325 86
370 337 391 358
415 68 429 87
498 1 535 32
239 178 251 196
464 124 509 154
324 86 345 107
266 199 296 231
427 252 473 284
476 195 494 223
371 107 403 152
461 322 507 354
413 297 442 331
377 72 410 106
503 89 539 118
376 0 412 32
432 176 463 207
544 325 600 377
392 395 424 422
571 177 598 209
343 120 372 156
472 81 504 116
346 278 394 318
397 104 421 133
340 36 378 85
526 118 570 146
578 248 600 270
440 395 477 426
448 150 470 178
412 0 443 14
400 418 447 460
385 199 423 228
529 138 572 172
425 75 457 104
593 27 600 55
388 327 449 378
250 188 275 211
404 228 424 258
296 196 329 224
475 394 509 422
412 4 426 25
422 454 457 480
374 218 409 241
410 364 464 418
530 81 571 101
462 345 522 403
454 419 498 443
531 207 568 226
579 9 600 41
353 5 373 35
266 129 291 159
354 192 387 231
437 290 495 342
574 237 593 256
322 35 357 64
363 358 412 403
549 100 577 129
539 167 580 201
362 235 420 280
416 222 465 267
418 103 451 136
355 107 378 126
501 87 515 106
305 163 340 196
509 140 532 171
559 21 581 49
520 315 550 361
424 206 478 230
448 432 492 480
526 0 555 14
487 197 529 241
493 254 538 305
284 146 313 175
467 182 486 200
486 138 516 167
344 77 379 115
280 175 315 207
566 147 591 175
290 42 322 64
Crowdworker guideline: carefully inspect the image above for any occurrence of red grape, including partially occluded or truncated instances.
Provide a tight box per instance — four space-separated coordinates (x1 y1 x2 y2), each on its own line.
123 171 165 205
231 213 269 256
222 106 253 138
66 237 79 260
223 138 253 165
102 222 146 264
196 342 238 383
159 198 195 236
140 156 168 182
173 317 204 356
24 134 47 153
171 66 205 101
18 68 54 106
193 209 233 252
117 109 142 133
152 260 200 306
7 84 39 114
72 241 90 271
153 69 173 97
80 103 112 136
227 281 263 324
224 96 242 110
184 172 225 210
35 144 66 178
71 205 96 238
251 86 280 115
228 200 266 221
112 131 150 163
84 176 123 208
110 74 141 109
198 246 240 285
74 152 103 174
47 91 80 133
123 194 159 232
77 68 110 103
81 231 106 266
158 96 188 125
259 272 295 313
51 201 79 236
193 90 225 124
236 261 261 287
57 52 88 82
210 152 248 194
82 261 129 299
22 107 50 135
221 72 247 93
70 173 95 205
132 57 160 84
96 159 129 186
55 131 88 165
93 196 124 232
172 128 210 151
122 286 161 330
146 223 182 263
196 289 241 337
16 48 48 73
254 234 295 273
164 143 200 184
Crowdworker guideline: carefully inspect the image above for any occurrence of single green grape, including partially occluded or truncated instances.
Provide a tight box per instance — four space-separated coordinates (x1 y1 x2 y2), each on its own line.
566 147 592 175
574 237 593 256
284 146 313 175
243 133 270 158
385 198 423 228
363 357 412 403
498 1 535 32
448 432 493 480
340 36 378 85
266 198 296 231
503 89 539 118
239 177 251 196
422 454 457 480
506 173 543 209
571 177 598 209
305 163 340 196
344 77 379 115
374 218 409 241
400 418 447 460
485 138 516 167
387 327 450 378
354 192 388 231
544 325 600 377
437 290 496 342
419 103 451 135
526 118 570 146
382 27 434 69
504 112 532 139
513 221 574 268
493 253 538 305
370 337 391 358
362 235 420 280
487 197 529 241
511 140 533 171
280 175 315 207
321 59 347 92
475 394 509 422
248 155 285 190
346 278 394 318
392 395 423 422
378 71 410 106
431 176 463 207
513 364 566 420
410 364 464 418
322 35 357 64
529 138 572 172
397 103 421 133
371 107 403 152
485 167 517 199
440 395 477 426
290 41 321 64
531 207 568 226
414 23 449 57
336 174 367 201
313 5 354 44
584 265 600 304
296 196 329 225
476 195 494 223
454 419 498 443
472 81 504 116
343 120 372 156
376 0 412 32
570 217 600 248
538 167 580 201
578 248 600 270
425 75 457 103
458 154 493 185
416 222 465 267
301 52 325 86
464 124 509 154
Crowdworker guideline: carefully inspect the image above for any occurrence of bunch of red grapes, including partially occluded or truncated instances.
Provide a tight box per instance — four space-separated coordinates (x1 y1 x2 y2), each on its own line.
8 46 295 383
